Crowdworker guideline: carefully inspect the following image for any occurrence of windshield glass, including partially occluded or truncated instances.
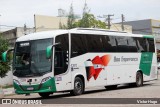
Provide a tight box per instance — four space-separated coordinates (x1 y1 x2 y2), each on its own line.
13 38 53 77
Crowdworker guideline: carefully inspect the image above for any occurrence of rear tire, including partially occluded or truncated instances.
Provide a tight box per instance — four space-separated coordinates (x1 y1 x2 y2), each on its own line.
38 92 51 98
135 72 143 87
70 77 84 96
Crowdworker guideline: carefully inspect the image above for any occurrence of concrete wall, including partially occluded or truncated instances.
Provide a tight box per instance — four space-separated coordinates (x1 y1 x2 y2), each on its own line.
110 24 132 33
34 14 68 32
0 70 13 86
123 19 152 35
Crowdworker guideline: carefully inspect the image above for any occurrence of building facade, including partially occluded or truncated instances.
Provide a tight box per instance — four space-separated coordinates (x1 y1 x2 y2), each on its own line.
34 14 68 32
123 19 160 47
1 27 34 47
123 19 160 60
110 24 132 33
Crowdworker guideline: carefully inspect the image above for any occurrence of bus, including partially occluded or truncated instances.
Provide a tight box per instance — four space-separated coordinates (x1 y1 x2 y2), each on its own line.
2 28 158 98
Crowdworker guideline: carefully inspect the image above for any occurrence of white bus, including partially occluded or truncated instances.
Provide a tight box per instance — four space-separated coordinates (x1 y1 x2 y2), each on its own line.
2 28 158 98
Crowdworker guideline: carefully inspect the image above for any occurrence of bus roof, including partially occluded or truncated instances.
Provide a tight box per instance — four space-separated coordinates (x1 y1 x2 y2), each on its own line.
16 28 153 42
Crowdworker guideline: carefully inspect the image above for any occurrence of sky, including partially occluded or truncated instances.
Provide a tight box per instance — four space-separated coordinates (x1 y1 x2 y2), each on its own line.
0 0 160 31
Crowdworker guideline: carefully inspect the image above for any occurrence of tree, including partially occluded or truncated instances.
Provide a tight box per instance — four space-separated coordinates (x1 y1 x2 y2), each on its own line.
67 3 76 29
73 13 106 29
0 34 10 78
64 1 106 29
73 2 106 29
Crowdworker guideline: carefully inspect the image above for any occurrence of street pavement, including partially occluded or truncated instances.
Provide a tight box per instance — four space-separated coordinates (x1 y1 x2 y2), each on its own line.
1 75 160 106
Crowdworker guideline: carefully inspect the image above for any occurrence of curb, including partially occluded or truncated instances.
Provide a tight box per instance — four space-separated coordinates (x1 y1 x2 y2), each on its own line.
3 88 15 95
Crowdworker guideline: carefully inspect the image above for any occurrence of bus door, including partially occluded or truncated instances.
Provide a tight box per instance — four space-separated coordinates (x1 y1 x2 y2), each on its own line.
53 34 71 91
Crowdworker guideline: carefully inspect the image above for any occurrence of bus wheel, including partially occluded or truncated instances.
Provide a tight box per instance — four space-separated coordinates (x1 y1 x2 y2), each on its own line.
105 85 117 90
136 72 143 87
38 92 51 98
70 77 84 96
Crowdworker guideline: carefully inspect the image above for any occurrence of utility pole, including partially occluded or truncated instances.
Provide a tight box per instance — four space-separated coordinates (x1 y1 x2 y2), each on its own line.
97 14 114 29
107 14 114 29
121 14 125 31
24 24 27 35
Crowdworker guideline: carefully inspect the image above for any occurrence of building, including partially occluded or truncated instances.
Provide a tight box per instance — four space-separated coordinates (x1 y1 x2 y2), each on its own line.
1 27 34 47
122 19 160 46
34 14 69 32
122 19 160 59
0 27 34 86
122 19 160 36
34 14 132 33
110 24 132 33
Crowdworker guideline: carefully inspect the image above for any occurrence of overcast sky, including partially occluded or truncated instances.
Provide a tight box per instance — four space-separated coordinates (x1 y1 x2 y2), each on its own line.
0 0 160 31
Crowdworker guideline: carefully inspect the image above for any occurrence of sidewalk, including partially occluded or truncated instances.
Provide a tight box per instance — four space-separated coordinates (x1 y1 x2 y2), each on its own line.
3 87 15 95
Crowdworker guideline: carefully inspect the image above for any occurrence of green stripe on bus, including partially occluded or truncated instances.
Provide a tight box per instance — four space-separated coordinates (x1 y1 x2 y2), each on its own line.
139 52 153 76
143 35 154 38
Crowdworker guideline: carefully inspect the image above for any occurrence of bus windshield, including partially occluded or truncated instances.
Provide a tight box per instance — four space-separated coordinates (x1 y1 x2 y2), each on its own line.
13 38 53 77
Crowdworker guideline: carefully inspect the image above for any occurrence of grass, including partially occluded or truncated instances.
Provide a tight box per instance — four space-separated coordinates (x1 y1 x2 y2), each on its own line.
0 84 13 89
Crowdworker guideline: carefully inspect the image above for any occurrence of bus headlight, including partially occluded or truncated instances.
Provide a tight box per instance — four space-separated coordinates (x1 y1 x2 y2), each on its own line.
13 79 21 85
41 76 51 84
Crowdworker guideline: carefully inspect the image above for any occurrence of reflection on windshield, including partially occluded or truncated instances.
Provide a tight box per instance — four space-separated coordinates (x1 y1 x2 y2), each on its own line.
13 39 53 77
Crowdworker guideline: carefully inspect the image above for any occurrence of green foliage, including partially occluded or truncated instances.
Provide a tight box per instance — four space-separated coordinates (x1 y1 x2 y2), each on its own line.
60 2 107 29
67 3 76 29
73 13 106 29
67 2 106 29
0 34 11 78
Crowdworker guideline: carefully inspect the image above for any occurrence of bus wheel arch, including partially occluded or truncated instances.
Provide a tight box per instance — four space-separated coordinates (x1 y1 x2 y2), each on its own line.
136 70 143 87
70 75 85 96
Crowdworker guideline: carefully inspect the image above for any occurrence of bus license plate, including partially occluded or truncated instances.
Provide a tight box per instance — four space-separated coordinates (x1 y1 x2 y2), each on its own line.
27 87 34 90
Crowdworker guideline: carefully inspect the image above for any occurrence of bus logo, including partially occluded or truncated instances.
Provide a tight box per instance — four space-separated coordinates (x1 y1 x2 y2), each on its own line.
84 55 111 81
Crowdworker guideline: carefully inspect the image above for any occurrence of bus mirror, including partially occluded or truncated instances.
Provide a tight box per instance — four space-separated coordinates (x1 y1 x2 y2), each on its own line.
46 45 53 59
2 49 14 62
46 43 61 59
2 51 7 62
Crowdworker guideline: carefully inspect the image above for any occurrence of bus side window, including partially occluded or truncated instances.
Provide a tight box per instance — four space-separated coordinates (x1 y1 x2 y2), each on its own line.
116 36 129 52
147 38 155 52
86 35 103 52
102 35 112 52
128 37 138 52
71 34 87 58
108 36 117 52
136 38 147 52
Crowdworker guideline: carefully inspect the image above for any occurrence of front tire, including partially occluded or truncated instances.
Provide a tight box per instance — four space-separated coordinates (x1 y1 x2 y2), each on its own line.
70 77 84 96
38 92 51 98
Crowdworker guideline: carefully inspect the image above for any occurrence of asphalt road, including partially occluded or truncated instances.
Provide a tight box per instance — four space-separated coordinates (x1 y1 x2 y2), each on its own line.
3 75 160 106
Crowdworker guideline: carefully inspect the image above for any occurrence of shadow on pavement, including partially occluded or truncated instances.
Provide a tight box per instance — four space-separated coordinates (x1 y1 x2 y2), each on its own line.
26 82 153 100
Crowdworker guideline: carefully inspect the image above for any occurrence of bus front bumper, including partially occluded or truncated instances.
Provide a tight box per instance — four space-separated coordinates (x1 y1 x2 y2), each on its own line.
13 77 57 94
